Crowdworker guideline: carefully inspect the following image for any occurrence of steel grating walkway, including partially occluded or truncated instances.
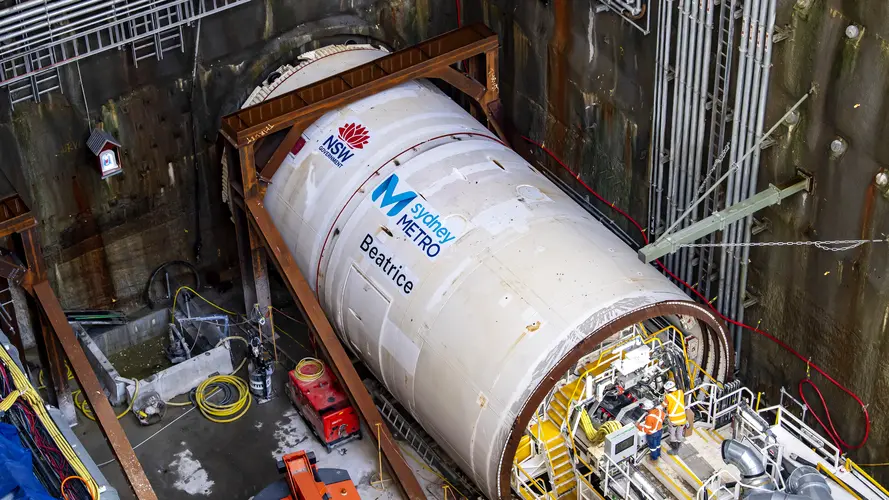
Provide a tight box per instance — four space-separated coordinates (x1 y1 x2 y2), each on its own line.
0 0 254 105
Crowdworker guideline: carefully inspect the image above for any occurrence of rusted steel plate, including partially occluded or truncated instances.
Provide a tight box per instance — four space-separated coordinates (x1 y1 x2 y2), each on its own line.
221 24 498 147
244 197 425 500
32 281 158 500
0 194 36 238
258 125 305 181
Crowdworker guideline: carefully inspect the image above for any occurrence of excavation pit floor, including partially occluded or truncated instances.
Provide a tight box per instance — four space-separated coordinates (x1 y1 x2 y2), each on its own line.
63 306 444 499
74 369 435 499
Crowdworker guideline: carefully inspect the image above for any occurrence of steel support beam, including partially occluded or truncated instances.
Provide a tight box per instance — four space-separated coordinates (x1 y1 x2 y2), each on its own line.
13 227 74 421
258 125 304 181
638 177 811 263
244 197 425 500
0 194 37 239
248 24 506 182
219 25 511 499
221 23 502 147
238 144 272 337
33 281 158 500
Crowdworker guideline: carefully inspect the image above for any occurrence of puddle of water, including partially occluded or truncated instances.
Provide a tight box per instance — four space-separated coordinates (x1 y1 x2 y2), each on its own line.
106 334 172 380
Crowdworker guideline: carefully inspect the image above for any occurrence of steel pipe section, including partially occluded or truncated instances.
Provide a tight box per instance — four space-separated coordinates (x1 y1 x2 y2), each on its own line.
245 45 731 498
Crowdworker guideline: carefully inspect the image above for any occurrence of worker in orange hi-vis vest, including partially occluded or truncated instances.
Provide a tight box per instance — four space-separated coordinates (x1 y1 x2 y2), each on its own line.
636 400 665 461
663 380 688 455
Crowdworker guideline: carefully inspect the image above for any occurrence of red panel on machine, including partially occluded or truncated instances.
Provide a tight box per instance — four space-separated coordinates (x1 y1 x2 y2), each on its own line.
287 359 361 451
290 365 348 413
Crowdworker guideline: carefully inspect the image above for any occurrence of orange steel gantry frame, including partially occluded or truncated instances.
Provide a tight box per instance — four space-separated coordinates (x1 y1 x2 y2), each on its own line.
220 23 507 499
0 193 157 499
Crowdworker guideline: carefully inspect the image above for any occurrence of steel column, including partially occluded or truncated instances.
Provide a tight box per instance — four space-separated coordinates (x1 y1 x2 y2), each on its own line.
33 281 158 500
237 144 272 337
14 227 73 420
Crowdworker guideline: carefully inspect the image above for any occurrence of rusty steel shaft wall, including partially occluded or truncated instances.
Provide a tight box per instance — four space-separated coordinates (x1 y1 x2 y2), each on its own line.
247 45 731 498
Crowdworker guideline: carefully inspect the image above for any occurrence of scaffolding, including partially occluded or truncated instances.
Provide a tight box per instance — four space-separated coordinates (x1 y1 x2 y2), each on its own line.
0 0 254 105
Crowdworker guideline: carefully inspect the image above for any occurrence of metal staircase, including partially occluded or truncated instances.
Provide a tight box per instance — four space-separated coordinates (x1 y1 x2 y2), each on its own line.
0 0 254 106
548 384 576 430
528 379 586 499
530 420 577 499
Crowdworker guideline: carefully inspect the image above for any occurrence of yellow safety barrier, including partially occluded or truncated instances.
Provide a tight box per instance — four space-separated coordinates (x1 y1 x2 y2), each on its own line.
845 459 889 498
818 463 862 500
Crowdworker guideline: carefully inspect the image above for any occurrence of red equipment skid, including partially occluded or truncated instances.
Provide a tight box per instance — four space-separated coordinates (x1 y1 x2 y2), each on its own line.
278 450 360 500
287 362 361 451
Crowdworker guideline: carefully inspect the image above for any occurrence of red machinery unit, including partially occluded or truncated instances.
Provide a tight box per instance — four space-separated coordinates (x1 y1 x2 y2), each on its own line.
287 359 361 451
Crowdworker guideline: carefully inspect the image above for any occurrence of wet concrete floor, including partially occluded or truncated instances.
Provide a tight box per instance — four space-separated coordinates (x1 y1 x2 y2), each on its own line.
64 309 442 499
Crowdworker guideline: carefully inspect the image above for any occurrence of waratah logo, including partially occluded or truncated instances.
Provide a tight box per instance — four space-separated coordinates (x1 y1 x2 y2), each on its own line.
338 123 370 149
318 122 370 168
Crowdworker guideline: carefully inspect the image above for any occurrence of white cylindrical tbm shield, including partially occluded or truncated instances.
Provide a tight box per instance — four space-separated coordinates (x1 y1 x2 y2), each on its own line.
244 44 730 498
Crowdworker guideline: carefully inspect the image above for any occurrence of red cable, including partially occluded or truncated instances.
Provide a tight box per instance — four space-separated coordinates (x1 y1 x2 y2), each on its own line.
521 135 870 451
455 0 462 27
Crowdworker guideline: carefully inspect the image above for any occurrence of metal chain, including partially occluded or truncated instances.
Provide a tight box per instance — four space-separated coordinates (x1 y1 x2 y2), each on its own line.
679 238 887 252
695 142 732 197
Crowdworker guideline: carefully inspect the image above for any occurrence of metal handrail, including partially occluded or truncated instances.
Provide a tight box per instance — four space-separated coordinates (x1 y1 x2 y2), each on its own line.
763 405 842 469
577 471 606 500
697 469 742 500
845 459 889 499
0 0 252 90
689 359 724 390
514 461 550 499
599 451 659 500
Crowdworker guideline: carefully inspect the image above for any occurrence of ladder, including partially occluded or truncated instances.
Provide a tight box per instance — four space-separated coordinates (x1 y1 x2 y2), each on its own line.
369 384 481 498
697 0 739 299
130 3 186 66
0 0 254 104
2 43 61 106
377 396 439 465
0 278 19 341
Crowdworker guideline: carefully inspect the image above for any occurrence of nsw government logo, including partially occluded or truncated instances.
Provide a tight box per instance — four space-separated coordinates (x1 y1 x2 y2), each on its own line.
319 122 370 168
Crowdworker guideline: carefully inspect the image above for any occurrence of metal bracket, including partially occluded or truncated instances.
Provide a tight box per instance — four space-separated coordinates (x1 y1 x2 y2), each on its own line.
638 175 811 263
742 289 760 309
773 25 793 43
750 217 771 236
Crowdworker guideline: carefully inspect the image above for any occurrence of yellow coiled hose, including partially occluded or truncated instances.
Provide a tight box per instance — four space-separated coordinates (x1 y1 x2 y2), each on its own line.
294 357 324 382
195 374 251 423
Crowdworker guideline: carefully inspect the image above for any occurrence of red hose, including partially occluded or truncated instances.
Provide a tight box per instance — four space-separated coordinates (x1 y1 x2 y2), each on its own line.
521 135 871 451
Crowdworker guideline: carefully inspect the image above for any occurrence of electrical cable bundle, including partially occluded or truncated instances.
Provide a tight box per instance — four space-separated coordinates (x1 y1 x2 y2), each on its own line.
0 353 97 500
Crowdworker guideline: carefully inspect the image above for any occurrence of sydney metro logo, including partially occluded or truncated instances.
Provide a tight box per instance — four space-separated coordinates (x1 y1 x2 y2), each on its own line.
318 122 370 168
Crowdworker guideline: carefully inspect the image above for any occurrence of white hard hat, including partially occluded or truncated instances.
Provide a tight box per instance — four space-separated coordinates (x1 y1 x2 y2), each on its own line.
641 400 654 410
664 380 676 392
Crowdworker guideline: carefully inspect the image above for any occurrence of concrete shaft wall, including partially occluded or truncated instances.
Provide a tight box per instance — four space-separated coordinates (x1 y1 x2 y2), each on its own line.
0 0 449 313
